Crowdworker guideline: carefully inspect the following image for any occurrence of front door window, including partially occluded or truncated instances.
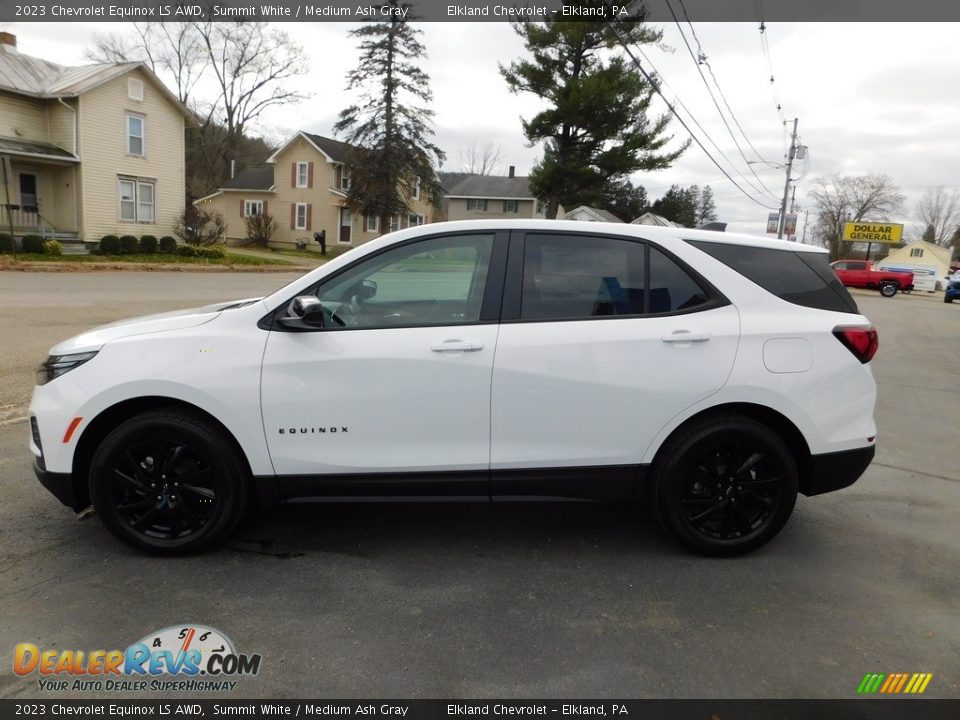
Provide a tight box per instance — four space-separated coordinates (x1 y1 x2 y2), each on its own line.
19 174 37 210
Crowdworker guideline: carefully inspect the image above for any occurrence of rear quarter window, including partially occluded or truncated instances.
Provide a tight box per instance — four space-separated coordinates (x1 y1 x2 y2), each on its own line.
686 240 859 314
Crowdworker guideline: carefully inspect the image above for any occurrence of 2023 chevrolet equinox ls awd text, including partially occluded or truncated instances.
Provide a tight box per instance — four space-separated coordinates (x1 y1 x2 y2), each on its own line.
29 220 878 556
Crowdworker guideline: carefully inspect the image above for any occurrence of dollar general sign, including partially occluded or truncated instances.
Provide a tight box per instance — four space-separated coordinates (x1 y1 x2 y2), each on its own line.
842 222 903 244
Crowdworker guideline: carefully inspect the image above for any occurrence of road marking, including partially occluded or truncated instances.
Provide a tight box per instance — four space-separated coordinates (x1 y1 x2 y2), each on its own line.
0 416 27 427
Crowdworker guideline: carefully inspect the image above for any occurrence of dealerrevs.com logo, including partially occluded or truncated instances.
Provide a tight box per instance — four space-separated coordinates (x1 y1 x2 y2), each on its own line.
14 624 261 693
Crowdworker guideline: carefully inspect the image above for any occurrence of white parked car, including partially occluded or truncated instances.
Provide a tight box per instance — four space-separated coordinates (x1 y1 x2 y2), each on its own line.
29 220 878 556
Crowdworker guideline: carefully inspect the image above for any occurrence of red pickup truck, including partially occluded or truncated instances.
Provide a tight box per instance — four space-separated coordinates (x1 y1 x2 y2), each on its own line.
830 260 914 297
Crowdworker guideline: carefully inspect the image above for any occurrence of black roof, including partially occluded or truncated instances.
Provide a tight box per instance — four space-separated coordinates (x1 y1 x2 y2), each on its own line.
221 166 274 190
303 132 352 163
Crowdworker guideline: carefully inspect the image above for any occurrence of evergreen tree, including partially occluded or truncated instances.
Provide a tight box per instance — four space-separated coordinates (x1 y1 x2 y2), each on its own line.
334 2 444 233
501 4 687 219
697 185 718 225
652 185 698 227
602 178 649 222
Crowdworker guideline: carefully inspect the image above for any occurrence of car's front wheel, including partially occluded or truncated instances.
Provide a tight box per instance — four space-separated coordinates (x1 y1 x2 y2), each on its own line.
652 415 799 556
89 408 248 554
879 282 898 297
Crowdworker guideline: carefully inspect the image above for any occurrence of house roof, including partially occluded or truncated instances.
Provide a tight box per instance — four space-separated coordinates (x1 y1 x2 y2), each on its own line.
887 240 952 265
220 166 275 191
564 205 624 223
267 131 355 164
0 136 78 162
440 172 535 199
0 45 188 116
631 211 685 228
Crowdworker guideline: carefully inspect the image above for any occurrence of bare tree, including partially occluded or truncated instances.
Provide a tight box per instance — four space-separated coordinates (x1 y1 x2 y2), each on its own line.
914 186 960 247
458 140 504 175
808 174 905 260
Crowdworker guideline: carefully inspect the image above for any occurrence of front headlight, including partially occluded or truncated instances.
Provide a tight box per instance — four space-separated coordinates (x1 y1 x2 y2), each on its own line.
36 351 98 386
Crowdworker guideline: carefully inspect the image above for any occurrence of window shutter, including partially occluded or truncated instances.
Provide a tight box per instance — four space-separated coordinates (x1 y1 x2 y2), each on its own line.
306 204 312 231
307 162 314 189
291 163 296 188
263 200 268 216
290 204 295 229
241 200 245 218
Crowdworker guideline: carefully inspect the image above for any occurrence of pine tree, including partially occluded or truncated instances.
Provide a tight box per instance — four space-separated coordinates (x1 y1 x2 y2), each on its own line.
697 185 718 224
501 4 687 219
334 2 444 233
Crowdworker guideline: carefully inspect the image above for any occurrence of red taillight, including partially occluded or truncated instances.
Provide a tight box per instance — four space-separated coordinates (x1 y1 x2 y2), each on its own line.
833 326 878 363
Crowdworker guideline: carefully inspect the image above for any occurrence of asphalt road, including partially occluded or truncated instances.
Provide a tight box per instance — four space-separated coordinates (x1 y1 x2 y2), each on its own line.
0 274 958 699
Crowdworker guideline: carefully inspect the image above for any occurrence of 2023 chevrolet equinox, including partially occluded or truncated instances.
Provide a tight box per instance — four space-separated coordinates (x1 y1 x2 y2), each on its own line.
29 220 878 556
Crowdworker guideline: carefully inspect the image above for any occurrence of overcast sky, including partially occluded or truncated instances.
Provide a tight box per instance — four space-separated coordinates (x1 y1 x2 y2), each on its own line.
8 21 958 237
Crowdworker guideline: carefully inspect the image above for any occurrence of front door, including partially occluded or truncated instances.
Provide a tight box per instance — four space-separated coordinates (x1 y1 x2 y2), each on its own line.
261 231 505 492
490 232 740 498
339 207 352 244
19 173 37 209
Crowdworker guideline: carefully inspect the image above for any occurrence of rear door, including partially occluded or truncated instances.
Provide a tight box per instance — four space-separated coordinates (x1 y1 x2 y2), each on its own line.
489 231 740 499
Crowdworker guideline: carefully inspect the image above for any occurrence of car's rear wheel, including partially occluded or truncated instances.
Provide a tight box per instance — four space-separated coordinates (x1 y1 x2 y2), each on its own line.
89 409 248 554
879 282 898 297
946 296 953 304
652 416 798 556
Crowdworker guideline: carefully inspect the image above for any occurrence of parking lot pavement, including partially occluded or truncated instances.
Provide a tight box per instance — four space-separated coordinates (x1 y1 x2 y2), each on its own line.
0 281 958 699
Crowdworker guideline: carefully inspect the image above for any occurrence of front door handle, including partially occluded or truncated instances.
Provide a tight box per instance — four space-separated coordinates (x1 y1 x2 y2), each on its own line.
661 331 711 343
431 339 484 352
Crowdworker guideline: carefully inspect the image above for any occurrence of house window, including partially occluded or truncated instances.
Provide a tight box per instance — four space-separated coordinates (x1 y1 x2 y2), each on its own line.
127 115 144 156
503 200 519 214
296 203 308 230
335 165 351 191
118 177 155 223
365 214 379 232
245 200 263 217
128 78 144 101
536 200 546 214
409 213 424 227
296 162 309 188
466 199 488 211
910 248 923 257
412 176 421 200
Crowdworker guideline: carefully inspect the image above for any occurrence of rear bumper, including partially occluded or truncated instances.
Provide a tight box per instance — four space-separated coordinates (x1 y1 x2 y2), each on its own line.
801 445 875 496
33 458 81 511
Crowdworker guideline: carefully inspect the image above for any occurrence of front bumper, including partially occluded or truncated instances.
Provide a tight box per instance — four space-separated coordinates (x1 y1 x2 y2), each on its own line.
33 458 82 511
802 445 875 496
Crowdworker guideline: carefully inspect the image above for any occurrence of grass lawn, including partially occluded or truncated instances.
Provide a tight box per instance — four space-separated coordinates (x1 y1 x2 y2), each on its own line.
0 252 293 266
246 245 353 261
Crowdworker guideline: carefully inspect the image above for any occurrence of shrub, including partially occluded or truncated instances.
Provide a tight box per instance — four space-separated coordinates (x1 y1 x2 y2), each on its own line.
159 236 177 254
119 235 139 254
175 205 226 246
245 213 278 244
139 235 158 254
42 240 62 256
99 235 121 255
198 245 227 259
21 234 44 254
0 233 13 254
176 244 198 257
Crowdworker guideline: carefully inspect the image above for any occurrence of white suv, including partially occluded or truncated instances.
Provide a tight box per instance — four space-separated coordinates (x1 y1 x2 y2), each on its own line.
28 220 878 556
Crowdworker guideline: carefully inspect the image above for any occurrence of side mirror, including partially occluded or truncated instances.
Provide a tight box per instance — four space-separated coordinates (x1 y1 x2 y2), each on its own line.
360 279 377 299
276 295 325 330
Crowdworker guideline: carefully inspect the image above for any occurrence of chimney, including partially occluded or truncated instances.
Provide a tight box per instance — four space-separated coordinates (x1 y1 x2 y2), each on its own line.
0 33 17 51
508 165 515 178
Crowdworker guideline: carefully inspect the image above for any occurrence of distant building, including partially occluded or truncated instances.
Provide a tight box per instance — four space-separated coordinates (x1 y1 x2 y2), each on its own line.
631 212 684 228
563 206 624 223
876 240 953 291
439 167 553 221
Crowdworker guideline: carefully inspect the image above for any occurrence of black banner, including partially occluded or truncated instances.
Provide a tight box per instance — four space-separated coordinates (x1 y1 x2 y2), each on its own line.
1 0 959 22
2 700 960 720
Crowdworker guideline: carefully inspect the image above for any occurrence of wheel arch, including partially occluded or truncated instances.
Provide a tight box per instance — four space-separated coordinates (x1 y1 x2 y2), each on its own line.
71 396 256 510
645 402 814 495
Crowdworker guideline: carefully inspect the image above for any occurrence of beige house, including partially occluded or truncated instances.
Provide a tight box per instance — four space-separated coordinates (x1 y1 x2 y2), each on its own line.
0 32 188 249
563 205 624 223
876 240 953 291
438 169 550 221
196 131 436 251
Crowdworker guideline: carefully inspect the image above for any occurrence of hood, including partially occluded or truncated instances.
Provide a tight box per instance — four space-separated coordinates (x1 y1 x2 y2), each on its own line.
48 298 264 355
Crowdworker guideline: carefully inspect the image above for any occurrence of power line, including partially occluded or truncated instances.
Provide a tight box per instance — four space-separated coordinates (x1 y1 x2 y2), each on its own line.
756 1 788 130
665 0 782 201
608 21 779 210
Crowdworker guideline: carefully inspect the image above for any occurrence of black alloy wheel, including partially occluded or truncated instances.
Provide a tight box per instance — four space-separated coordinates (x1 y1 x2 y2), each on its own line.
652 416 798 556
89 409 247 554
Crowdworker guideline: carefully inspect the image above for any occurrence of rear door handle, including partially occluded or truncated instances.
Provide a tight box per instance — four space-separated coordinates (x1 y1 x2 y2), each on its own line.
431 339 484 352
661 331 711 343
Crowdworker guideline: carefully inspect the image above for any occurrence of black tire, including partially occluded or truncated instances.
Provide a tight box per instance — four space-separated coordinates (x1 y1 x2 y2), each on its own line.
879 282 898 297
651 415 799 557
89 408 248 554
946 296 953 304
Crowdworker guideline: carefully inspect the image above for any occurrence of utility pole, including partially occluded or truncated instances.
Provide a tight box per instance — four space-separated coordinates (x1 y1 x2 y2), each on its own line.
777 117 799 240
